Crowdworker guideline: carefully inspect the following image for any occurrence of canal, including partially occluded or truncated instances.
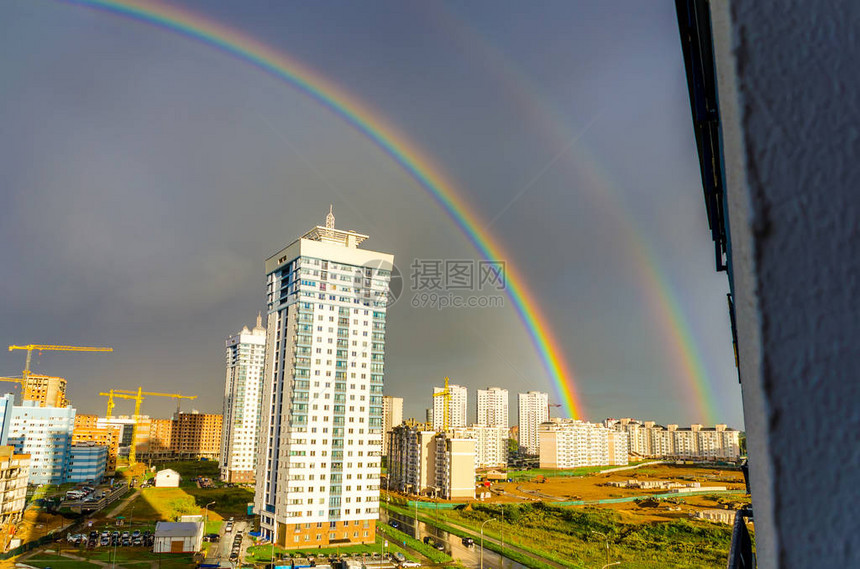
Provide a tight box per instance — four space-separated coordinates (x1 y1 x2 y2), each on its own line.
380 509 529 569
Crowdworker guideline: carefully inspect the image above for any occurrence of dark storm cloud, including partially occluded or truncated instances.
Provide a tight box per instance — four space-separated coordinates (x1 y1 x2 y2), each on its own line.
0 0 742 427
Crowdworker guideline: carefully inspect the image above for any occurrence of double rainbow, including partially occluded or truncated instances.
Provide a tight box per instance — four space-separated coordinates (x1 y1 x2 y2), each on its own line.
63 0 587 418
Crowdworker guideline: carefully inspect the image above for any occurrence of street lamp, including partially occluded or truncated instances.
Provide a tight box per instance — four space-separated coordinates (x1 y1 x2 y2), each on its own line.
204 501 216 527
480 518 496 569
592 531 611 568
600 563 621 569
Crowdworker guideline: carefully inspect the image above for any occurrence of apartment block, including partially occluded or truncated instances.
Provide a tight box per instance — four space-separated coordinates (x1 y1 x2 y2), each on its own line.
72 414 120 475
476 387 508 428
221 315 267 483
452 425 508 469
21 374 68 408
387 422 475 499
432 384 468 430
518 391 548 455
65 443 108 483
539 418 628 469
433 433 476 500
0 447 29 526
6 401 75 485
255 209 390 548
381 396 403 457
607 418 741 460
387 421 436 495
173 412 222 460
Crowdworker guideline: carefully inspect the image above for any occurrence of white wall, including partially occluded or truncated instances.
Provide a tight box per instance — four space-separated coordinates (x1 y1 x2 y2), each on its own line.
711 2 860 566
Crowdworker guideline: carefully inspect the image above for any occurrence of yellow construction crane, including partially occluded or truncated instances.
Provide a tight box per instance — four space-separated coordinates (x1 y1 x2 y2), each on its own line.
113 389 197 417
99 387 197 464
8 344 112 384
432 376 452 431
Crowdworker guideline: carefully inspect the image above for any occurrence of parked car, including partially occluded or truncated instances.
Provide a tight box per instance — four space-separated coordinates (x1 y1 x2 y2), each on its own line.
388 520 400 529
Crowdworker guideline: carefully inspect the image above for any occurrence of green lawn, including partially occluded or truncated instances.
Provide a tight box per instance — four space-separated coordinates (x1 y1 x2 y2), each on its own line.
377 523 449 563
508 462 658 480
127 485 253 522
386 501 740 569
22 554 101 569
186 486 255 518
151 460 220 486
245 534 412 563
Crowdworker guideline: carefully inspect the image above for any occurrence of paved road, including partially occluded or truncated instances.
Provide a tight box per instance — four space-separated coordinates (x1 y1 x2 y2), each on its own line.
215 519 249 563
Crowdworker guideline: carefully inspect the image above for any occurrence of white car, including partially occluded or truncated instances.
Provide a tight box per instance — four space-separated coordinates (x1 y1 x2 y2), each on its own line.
400 563 421 568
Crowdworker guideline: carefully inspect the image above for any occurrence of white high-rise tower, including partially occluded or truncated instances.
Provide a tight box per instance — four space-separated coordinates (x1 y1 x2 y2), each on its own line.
432 384 468 430
381 396 403 456
518 391 549 455
477 387 509 428
220 314 266 483
255 208 393 548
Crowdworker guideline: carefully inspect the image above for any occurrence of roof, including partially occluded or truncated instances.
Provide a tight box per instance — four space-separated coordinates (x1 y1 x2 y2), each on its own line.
154 521 201 537
156 468 180 476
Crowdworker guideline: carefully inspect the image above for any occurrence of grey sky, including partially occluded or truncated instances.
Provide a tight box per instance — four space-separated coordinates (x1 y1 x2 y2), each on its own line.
0 0 742 427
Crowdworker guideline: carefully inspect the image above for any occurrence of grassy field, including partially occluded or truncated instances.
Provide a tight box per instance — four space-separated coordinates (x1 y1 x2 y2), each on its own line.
507 461 660 481
25 548 195 569
128 485 253 522
245 534 413 563
22 553 101 569
377 523 450 563
440 502 740 568
151 460 221 486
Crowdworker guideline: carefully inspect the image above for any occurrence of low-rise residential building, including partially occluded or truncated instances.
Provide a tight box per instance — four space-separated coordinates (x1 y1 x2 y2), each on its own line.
65 443 108 483
538 418 628 469
607 419 741 460
696 509 736 524
0 447 29 526
73 414 120 476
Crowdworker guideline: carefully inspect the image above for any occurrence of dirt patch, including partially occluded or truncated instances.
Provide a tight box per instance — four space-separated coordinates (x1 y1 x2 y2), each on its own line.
487 464 748 523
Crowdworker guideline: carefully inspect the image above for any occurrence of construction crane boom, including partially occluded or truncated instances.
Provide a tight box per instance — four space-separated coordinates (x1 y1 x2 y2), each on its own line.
9 344 112 376
99 386 197 465
112 390 197 416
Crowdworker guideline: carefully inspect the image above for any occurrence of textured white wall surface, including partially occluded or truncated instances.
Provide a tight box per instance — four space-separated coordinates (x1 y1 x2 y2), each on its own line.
713 1 860 567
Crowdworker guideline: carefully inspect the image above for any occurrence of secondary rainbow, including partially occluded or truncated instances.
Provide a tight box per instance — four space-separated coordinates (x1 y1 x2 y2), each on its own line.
427 3 722 423
62 0 586 418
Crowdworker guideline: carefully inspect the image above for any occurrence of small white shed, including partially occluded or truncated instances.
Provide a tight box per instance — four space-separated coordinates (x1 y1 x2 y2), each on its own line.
153 521 204 553
154 468 181 488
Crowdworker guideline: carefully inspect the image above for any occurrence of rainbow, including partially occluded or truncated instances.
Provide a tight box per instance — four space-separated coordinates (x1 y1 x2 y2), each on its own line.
61 0 587 418
427 2 722 423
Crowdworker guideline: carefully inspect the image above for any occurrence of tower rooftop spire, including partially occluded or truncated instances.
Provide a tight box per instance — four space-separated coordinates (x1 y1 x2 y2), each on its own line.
301 205 368 248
